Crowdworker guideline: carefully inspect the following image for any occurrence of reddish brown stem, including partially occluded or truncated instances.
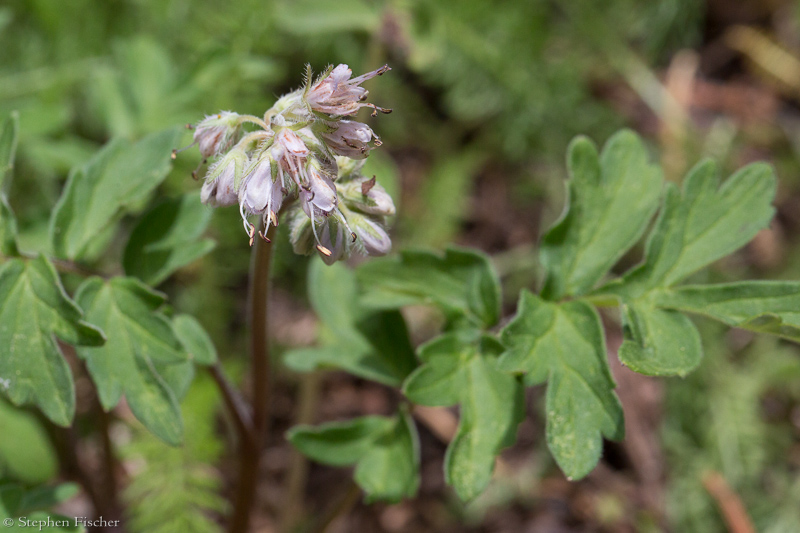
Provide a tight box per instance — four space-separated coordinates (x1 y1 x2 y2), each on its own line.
228 220 276 533
209 364 256 449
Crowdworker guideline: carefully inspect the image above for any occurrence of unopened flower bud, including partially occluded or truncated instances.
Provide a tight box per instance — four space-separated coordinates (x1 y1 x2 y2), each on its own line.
321 120 379 159
201 147 248 206
347 210 392 256
336 175 395 216
194 111 242 158
201 168 238 207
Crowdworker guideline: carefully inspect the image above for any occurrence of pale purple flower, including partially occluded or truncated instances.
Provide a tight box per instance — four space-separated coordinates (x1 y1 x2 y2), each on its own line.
306 64 391 117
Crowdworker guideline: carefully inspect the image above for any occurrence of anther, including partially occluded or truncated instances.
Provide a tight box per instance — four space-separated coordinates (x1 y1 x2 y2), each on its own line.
171 149 178 160
191 170 199 181
247 223 256 247
351 232 357 243
316 244 332 257
361 176 377 195
269 210 279 227
258 230 271 243
185 123 194 130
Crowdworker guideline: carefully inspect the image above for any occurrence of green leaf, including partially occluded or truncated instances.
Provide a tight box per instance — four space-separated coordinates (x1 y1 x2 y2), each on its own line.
17 483 80 515
403 331 524 501
75 277 187 445
0 196 19 257
540 130 663 300
288 412 420 503
586 158 778 376
357 247 501 328
284 260 417 386
49 128 183 260
617 300 702 377
172 314 218 366
0 399 58 484
499 291 623 479
652 281 800 342
0 256 104 426
614 159 776 294
0 111 19 189
123 192 215 286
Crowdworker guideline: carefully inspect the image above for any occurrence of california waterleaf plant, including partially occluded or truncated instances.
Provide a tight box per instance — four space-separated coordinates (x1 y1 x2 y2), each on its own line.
0 60 798 532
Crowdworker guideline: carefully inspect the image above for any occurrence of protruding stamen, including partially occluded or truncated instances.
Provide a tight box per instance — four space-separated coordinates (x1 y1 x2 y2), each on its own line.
269 210 279 227
171 149 178 160
351 232 357 243
191 170 199 180
247 223 256 247
185 123 194 130
316 244 332 257
258 230 271 243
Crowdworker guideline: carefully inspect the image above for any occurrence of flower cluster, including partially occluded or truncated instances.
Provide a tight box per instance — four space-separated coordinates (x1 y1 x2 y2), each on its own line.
189 64 394 264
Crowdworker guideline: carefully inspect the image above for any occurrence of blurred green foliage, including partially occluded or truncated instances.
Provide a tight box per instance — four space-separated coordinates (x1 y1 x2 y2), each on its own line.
3 0 800 529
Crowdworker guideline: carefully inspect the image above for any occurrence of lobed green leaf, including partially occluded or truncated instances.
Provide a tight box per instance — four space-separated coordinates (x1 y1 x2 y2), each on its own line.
499 291 624 479
0 256 104 426
652 281 800 342
403 331 524 501
540 130 663 300
613 159 776 295
75 277 188 444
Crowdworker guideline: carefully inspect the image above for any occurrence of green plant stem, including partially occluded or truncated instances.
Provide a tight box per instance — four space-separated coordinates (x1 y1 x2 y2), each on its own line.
228 220 276 533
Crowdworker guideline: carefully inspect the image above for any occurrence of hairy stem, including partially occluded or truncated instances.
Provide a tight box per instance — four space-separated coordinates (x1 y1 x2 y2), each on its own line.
228 220 276 533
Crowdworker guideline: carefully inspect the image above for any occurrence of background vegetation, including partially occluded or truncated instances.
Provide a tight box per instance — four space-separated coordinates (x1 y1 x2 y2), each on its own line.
2 0 800 531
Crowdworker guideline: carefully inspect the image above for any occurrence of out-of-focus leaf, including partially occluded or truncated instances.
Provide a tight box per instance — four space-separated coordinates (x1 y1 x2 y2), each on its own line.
499 291 624 479
0 111 18 189
357 247 501 328
123 192 215 286
284 259 416 386
75 277 187 445
540 130 662 300
288 411 419 503
274 0 380 35
403 331 523 501
0 196 19 257
0 256 104 426
49 128 183 260
0 399 58 484
172 314 217 366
